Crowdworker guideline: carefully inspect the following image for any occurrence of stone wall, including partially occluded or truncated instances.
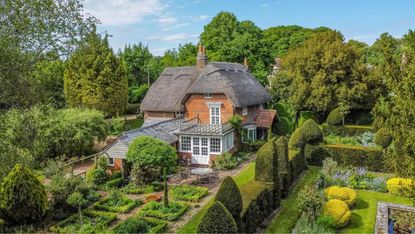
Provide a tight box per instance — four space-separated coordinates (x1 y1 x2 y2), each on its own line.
375 202 415 234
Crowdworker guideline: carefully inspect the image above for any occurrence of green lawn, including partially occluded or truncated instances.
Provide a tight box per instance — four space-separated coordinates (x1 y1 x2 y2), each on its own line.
177 162 255 234
265 166 320 233
340 190 413 233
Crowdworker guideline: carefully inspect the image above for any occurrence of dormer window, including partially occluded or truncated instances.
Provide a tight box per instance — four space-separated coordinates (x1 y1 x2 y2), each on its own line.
242 107 248 116
259 104 264 110
204 93 212 99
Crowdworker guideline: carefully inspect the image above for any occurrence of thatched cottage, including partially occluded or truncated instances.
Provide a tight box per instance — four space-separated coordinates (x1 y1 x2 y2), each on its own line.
104 46 276 170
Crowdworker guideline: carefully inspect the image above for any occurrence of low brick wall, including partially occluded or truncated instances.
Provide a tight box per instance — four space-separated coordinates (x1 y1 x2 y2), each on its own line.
375 202 415 234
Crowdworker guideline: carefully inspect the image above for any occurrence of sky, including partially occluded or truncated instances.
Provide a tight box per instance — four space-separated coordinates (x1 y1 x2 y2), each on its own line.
83 0 415 56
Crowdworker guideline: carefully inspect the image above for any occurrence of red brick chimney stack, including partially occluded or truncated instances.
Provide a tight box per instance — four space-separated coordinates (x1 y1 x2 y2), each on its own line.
197 44 208 69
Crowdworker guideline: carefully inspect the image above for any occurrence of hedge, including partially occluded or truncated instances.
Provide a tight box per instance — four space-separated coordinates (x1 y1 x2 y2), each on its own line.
304 144 329 166
197 201 238 234
324 144 385 172
288 127 305 148
113 217 167 234
289 149 307 179
275 136 290 198
326 107 342 126
275 116 293 135
215 177 243 229
321 124 373 137
298 111 316 126
240 180 275 233
323 199 351 228
374 128 392 149
255 140 278 183
139 201 188 221
300 119 323 144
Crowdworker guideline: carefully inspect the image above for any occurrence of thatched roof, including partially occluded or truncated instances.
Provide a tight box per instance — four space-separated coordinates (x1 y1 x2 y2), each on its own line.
141 66 200 112
188 62 271 107
141 62 271 112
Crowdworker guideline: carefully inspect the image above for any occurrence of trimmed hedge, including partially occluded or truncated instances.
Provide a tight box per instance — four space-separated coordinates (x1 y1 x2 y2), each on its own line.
323 199 351 228
386 178 415 198
94 194 142 213
215 176 243 227
275 116 293 135
289 149 307 179
324 186 357 207
326 107 343 126
275 136 290 198
50 209 117 233
298 111 316 126
304 144 329 166
197 201 237 234
324 144 385 172
288 127 305 148
301 119 323 144
255 140 278 183
139 201 188 221
240 180 275 233
113 217 167 234
321 124 374 137
171 185 208 202
374 128 392 149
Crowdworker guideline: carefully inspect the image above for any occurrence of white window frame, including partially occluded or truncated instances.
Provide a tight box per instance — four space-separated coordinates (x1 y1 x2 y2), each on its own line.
242 107 248 116
242 126 257 143
108 156 114 166
204 93 212 99
223 132 234 151
208 104 221 125
259 104 264 110
180 136 191 152
210 137 221 154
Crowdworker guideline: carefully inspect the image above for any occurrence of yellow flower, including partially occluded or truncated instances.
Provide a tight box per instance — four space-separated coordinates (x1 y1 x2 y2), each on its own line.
324 186 357 207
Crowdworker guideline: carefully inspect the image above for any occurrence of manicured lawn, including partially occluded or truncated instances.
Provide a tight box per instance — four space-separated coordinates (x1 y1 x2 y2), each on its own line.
265 166 320 233
177 162 255 234
340 190 413 233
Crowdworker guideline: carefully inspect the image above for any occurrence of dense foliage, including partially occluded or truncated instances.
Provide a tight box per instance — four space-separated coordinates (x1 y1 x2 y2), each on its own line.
214 177 243 222
255 140 278 182
197 201 238 234
0 164 47 224
323 199 351 228
64 29 128 116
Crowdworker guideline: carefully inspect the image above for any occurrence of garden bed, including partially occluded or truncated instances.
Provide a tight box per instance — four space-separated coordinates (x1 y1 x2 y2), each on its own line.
112 216 167 234
170 185 209 202
93 192 142 213
50 209 117 233
120 182 163 194
139 201 189 221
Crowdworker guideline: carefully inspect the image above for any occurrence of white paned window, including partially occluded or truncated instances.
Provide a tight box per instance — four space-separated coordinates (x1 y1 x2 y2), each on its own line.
210 107 220 125
210 137 221 153
223 132 234 151
259 104 264 110
204 93 212 99
242 107 248 116
180 136 191 151
248 128 257 142
193 137 200 155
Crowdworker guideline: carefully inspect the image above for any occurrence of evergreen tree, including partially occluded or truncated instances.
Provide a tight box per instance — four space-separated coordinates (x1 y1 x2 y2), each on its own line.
214 176 242 227
197 201 237 234
0 164 48 224
64 29 128 116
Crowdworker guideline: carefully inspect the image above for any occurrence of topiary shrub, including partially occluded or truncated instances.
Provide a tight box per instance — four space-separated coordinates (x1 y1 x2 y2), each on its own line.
386 178 415 198
374 128 393 150
301 119 323 144
0 164 48 224
326 107 343 126
197 201 237 234
215 176 242 227
275 136 290 198
304 144 329 166
289 149 307 178
324 186 357 207
113 217 149 234
255 140 278 183
242 188 274 233
323 199 351 228
275 116 293 135
298 111 316 126
288 127 305 148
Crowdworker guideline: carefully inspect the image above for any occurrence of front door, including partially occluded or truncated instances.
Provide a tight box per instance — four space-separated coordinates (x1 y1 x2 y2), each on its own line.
191 137 210 165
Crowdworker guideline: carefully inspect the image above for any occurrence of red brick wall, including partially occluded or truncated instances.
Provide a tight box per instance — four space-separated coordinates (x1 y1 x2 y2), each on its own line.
144 111 175 120
110 158 123 172
235 105 261 122
184 94 234 124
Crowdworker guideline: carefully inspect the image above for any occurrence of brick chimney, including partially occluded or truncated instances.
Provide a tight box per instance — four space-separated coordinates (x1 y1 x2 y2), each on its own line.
197 44 208 69
243 57 248 67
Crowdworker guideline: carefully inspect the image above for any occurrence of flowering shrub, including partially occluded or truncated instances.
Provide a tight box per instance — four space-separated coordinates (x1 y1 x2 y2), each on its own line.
324 186 357 207
323 199 351 228
386 178 415 198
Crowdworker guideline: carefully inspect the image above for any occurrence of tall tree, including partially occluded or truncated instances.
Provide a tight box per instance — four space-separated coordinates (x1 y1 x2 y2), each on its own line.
119 43 153 86
272 30 369 118
0 0 97 109
372 31 415 176
64 29 128 116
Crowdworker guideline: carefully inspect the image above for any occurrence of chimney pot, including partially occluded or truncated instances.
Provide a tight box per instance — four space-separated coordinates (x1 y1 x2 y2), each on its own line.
197 44 208 69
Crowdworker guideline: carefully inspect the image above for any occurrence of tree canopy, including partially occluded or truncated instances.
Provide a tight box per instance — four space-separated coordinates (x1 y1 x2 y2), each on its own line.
64 29 128 116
